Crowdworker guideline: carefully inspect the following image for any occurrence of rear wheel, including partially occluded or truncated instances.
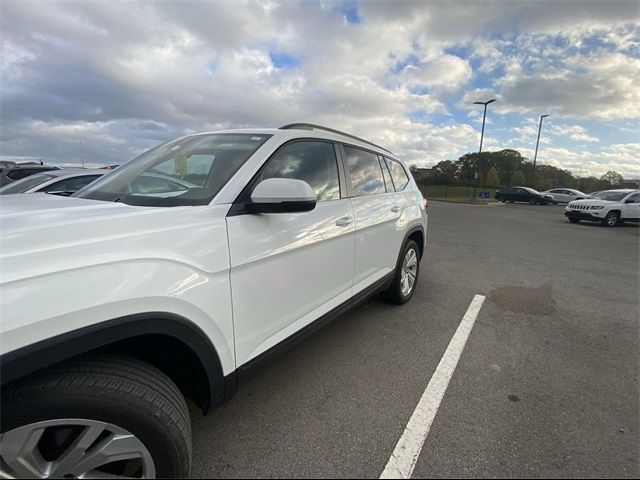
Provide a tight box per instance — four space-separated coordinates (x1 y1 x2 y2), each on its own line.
0 355 192 479
602 211 620 227
384 240 420 304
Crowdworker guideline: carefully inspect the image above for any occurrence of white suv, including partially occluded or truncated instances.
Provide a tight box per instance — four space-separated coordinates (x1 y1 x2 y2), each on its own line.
0 124 427 478
565 189 640 226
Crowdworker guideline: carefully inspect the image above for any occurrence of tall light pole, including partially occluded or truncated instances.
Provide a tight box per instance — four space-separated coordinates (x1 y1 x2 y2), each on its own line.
472 98 496 199
531 114 549 188
576 163 584 190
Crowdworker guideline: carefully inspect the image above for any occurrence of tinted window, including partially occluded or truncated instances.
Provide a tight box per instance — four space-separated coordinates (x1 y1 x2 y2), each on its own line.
380 157 394 192
8 169 39 180
0 173 56 194
626 193 639 203
344 146 385 197
385 158 409 191
41 175 102 193
260 141 340 201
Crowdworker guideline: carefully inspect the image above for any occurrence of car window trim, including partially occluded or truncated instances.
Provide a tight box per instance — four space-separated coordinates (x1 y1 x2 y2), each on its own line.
384 156 409 192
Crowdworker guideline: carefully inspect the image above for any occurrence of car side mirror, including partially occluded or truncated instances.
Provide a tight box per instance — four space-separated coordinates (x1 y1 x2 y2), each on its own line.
250 178 317 214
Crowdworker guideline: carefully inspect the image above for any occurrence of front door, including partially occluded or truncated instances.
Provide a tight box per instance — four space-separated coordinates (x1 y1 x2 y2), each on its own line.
622 193 640 219
226 140 355 367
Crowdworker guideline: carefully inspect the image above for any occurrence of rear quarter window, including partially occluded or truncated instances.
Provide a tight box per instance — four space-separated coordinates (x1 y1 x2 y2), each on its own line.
385 158 410 191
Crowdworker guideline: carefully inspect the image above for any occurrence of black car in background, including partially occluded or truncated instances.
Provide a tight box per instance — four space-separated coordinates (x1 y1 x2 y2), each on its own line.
0 165 61 187
495 186 554 205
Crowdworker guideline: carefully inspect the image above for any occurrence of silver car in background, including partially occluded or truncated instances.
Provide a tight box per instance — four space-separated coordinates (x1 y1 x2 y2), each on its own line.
0 169 109 196
541 188 588 204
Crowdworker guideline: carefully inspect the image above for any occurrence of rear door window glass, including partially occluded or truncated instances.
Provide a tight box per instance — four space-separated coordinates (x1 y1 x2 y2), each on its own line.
344 146 385 197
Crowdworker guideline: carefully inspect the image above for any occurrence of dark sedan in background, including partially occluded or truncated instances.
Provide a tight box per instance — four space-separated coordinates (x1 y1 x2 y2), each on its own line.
495 186 554 205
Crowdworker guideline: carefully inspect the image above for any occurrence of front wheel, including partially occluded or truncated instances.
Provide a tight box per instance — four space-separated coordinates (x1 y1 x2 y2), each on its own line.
384 240 420 304
0 355 192 479
602 211 620 227
569 218 580 223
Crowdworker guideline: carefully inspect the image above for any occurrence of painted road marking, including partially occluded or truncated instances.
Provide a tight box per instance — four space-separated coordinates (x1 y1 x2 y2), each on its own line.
380 294 486 479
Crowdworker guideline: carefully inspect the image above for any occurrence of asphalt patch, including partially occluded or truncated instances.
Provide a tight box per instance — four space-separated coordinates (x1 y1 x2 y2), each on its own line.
488 284 556 315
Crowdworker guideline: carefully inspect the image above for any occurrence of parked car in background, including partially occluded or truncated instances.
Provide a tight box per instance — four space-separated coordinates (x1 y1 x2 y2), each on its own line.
565 189 640 227
495 186 553 205
0 160 17 169
0 124 428 478
541 188 588 204
0 169 109 196
0 165 61 187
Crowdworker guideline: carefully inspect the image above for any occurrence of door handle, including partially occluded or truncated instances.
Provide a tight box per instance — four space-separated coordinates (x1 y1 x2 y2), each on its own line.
391 206 401 213
335 216 353 227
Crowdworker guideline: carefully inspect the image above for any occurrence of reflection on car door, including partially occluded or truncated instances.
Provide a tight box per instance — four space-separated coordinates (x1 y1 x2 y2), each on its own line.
226 140 355 367
342 145 400 293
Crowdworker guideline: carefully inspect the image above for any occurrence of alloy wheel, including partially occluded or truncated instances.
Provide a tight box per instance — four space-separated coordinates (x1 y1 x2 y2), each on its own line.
0 419 155 479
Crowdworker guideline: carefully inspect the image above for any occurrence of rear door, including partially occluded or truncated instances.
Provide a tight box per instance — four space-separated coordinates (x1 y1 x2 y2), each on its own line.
342 145 400 293
226 140 355 366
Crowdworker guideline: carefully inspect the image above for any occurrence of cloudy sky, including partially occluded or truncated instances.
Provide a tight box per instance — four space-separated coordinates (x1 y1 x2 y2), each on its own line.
1 0 639 177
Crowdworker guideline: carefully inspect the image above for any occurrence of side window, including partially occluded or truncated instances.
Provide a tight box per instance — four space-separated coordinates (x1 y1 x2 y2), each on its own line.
260 141 340 201
385 158 410 191
41 175 101 193
343 146 385 197
8 169 36 180
626 193 639 203
379 156 394 192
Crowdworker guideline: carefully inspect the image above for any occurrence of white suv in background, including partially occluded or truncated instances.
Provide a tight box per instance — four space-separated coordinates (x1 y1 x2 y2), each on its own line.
565 189 640 227
0 124 427 478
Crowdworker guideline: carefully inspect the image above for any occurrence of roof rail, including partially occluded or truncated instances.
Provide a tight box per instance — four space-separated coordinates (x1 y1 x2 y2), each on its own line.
279 123 393 154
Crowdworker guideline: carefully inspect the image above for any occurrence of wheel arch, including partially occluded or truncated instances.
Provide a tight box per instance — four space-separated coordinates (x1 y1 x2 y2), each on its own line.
406 225 425 259
0 312 233 413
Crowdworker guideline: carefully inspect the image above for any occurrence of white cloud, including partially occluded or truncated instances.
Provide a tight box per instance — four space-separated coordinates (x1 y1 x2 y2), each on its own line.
0 0 638 178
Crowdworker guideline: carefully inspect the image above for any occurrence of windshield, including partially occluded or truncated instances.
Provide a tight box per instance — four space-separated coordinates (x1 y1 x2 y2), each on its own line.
521 187 540 194
0 173 57 194
591 191 633 202
75 133 272 206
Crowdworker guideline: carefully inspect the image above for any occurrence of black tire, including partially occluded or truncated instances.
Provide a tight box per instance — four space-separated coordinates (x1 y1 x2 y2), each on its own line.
569 218 580 223
553 202 558 205
383 240 420 305
602 211 620 227
508 200 514 203
529 198 537 205
1 354 191 478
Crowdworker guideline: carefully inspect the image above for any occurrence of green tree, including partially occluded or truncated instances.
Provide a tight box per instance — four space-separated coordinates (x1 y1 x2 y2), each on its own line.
511 170 526 186
484 166 500 187
432 160 458 185
601 170 623 187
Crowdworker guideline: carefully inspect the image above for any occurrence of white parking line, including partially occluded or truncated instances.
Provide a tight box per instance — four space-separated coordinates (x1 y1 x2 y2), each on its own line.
380 294 486 479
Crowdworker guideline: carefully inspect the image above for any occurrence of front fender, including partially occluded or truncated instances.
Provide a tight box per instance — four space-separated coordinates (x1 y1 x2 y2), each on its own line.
0 259 235 377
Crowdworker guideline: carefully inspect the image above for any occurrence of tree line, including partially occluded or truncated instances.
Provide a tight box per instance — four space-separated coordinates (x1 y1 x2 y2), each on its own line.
410 149 625 193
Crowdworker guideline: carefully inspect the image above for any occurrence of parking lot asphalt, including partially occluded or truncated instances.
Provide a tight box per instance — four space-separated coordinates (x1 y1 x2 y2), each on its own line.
190 201 639 478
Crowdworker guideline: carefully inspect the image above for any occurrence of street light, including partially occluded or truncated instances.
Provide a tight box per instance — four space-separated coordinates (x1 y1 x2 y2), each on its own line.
472 99 496 199
531 114 549 188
